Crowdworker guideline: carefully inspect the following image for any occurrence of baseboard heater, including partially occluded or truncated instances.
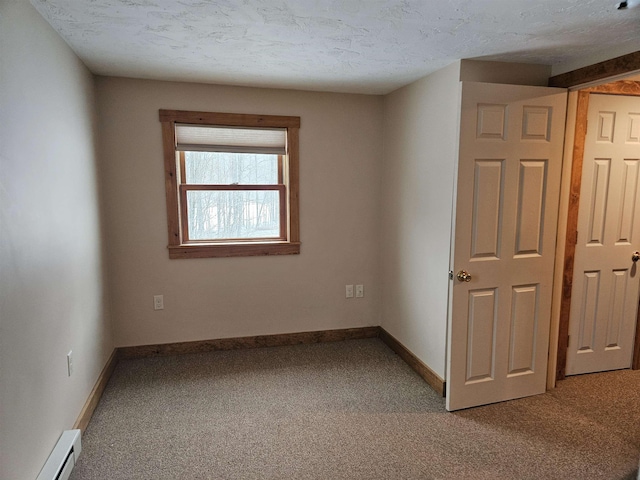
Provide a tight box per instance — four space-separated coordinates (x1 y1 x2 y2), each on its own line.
36 430 82 480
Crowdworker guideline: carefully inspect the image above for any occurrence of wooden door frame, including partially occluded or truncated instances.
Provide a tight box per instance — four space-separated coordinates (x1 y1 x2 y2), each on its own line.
549 51 640 379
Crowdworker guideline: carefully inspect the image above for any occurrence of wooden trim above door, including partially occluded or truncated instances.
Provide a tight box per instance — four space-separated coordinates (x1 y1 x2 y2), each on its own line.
548 51 640 88
580 80 640 95
556 81 640 380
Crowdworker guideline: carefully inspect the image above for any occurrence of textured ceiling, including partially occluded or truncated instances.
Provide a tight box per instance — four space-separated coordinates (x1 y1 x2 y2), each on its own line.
32 0 640 94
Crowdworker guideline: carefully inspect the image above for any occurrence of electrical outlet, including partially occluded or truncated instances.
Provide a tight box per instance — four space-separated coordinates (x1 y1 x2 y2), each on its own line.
154 295 164 310
345 285 354 298
355 284 364 298
67 350 73 377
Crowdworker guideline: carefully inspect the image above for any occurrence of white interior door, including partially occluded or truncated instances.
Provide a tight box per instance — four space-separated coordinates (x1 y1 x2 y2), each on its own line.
566 93 640 376
447 82 567 411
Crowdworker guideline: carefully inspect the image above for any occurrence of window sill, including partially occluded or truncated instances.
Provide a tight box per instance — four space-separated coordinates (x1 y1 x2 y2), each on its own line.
168 242 301 259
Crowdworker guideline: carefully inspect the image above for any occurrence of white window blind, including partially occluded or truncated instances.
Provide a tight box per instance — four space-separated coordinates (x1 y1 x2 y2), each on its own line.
175 124 287 154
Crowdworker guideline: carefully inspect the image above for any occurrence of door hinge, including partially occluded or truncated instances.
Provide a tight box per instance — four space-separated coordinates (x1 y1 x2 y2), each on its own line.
567 335 570 348
573 230 579 245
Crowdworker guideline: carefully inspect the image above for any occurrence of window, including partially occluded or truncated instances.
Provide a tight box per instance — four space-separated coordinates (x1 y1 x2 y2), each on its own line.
159 110 300 259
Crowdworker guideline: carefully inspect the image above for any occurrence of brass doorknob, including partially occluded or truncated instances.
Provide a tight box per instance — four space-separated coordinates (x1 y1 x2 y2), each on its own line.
633 251 640 262
456 270 472 282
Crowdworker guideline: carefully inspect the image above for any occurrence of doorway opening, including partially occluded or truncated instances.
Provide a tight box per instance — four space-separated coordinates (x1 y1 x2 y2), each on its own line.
549 52 640 382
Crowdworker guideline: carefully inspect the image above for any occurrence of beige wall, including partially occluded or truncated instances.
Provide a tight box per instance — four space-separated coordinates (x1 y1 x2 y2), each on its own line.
380 60 554 380
0 2 113 479
459 59 551 86
380 62 462 378
96 77 384 347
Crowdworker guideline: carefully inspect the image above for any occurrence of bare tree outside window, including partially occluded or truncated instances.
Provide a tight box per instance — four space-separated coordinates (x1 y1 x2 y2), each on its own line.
184 152 280 240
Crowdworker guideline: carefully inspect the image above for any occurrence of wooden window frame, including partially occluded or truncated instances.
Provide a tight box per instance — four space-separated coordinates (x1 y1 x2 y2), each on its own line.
159 110 300 259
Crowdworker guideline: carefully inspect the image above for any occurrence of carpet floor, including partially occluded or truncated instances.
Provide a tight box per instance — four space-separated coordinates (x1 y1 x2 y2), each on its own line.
70 338 640 479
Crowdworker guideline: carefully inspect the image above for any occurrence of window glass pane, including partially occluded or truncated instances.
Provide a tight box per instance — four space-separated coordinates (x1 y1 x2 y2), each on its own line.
184 152 278 185
186 190 281 240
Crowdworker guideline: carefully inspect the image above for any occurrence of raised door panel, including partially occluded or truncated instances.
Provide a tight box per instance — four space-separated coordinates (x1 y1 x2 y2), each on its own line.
471 161 504 260
515 160 547 256
466 289 498 383
508 285 539 376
